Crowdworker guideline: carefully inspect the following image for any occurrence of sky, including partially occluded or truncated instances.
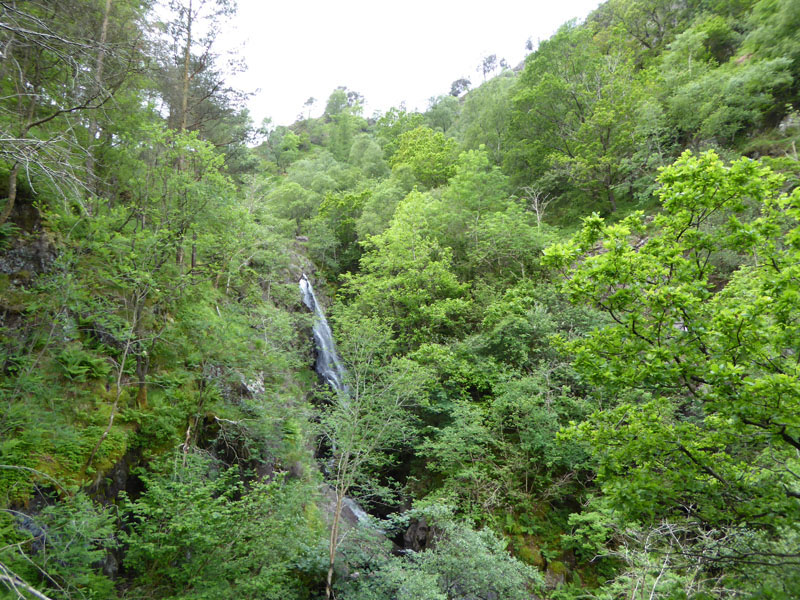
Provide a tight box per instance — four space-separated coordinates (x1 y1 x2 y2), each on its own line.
219 0 603 127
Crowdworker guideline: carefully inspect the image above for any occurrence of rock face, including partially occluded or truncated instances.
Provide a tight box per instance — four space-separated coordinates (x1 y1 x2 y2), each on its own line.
320 485 372 531
403 517 436 552
0 232 56 277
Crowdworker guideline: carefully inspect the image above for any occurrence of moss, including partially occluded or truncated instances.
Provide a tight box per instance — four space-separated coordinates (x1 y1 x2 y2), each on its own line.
515 536 544 568
548 560 568 575
0 274 28 312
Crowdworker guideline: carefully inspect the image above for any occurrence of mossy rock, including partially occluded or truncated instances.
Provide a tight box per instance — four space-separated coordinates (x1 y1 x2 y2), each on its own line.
0 274 28 311
545 560 568 588
514 536 544 568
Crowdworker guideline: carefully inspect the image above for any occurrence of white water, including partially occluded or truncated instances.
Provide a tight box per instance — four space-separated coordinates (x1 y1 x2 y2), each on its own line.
300 275 377 528
300 273 376 523
299 274 348 393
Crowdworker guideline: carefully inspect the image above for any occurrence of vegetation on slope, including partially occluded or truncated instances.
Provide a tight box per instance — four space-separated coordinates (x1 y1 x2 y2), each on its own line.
1 0 798 598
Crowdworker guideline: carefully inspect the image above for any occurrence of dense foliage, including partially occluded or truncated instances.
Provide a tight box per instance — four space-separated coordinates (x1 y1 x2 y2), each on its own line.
1 0 798 598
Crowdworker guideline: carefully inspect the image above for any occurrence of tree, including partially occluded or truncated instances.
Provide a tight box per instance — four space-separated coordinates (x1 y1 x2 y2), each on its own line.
0 492 117 598
324 86 364 117
744 0 800 108
266 182 315 232
658 20 793 146
544 150 800 587
122 454 319 599
318 314 429 600
303 96 316 119
477 54 498 81
340 191 471 348
374 107 425 160
451 74 515 164
0 0 147 225
349 134 389 179
520 184 554 228
589 0 696 55
313 188 370 274
355 171 415 239
156 0 248 149
427 148 510 273
508 23 644 211
339 505 542 600
389 127 458 189
425 95 461 133
449 77 471 97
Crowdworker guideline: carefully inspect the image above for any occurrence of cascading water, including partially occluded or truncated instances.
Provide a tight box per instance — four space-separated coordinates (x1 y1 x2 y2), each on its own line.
300 274 377 529
299 274 348 393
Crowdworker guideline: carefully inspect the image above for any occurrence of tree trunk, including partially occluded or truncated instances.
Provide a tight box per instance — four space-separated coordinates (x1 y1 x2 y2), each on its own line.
135 353 148 409
134 296 148 408
191 231 197 272
326 491 343 600
180 0 193 134
86 0 112 199
608 186 617 213
0 163 20 226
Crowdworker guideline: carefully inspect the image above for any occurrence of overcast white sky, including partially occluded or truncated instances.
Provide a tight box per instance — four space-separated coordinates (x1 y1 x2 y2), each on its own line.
219 0 602 127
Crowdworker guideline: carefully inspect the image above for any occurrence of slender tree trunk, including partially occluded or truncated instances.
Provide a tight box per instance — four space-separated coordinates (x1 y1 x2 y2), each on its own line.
180 0 193 134
174 0 192 267
326 490 344 600
87 0 112 199
0 78 37 227
134 294 148 408
0 163 20 226
191 231 197 272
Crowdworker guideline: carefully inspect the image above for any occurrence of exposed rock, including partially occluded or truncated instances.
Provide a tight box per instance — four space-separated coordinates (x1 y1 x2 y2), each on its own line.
778 111 800 133
0 232 56 277
288 460 305 479
240 371 266 398
545 560 567 588
560 548 577 570
403 516 435 552
80 318 126 351
90 449 144 503
102 550 120 578
320 485 370 531
15 513 47 553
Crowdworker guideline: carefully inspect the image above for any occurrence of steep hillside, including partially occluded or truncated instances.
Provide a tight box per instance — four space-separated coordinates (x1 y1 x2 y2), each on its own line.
1 0 799 598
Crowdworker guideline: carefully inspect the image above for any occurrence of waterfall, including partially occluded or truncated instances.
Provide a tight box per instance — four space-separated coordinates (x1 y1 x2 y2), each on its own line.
300 274 379 530
299 274 348 393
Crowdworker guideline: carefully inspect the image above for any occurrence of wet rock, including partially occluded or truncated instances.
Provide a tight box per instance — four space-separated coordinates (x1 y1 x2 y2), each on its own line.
320 485 364 530
404 517 435 552
90 449 143 503
15 513 47 553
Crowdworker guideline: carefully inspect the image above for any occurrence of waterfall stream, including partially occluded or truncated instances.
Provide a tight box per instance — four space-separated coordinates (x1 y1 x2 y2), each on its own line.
299 274 348 393
300 274 384 531
300 274 375 527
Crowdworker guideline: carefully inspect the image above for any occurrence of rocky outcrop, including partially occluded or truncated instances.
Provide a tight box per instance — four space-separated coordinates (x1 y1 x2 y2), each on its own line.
0 232 56 278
